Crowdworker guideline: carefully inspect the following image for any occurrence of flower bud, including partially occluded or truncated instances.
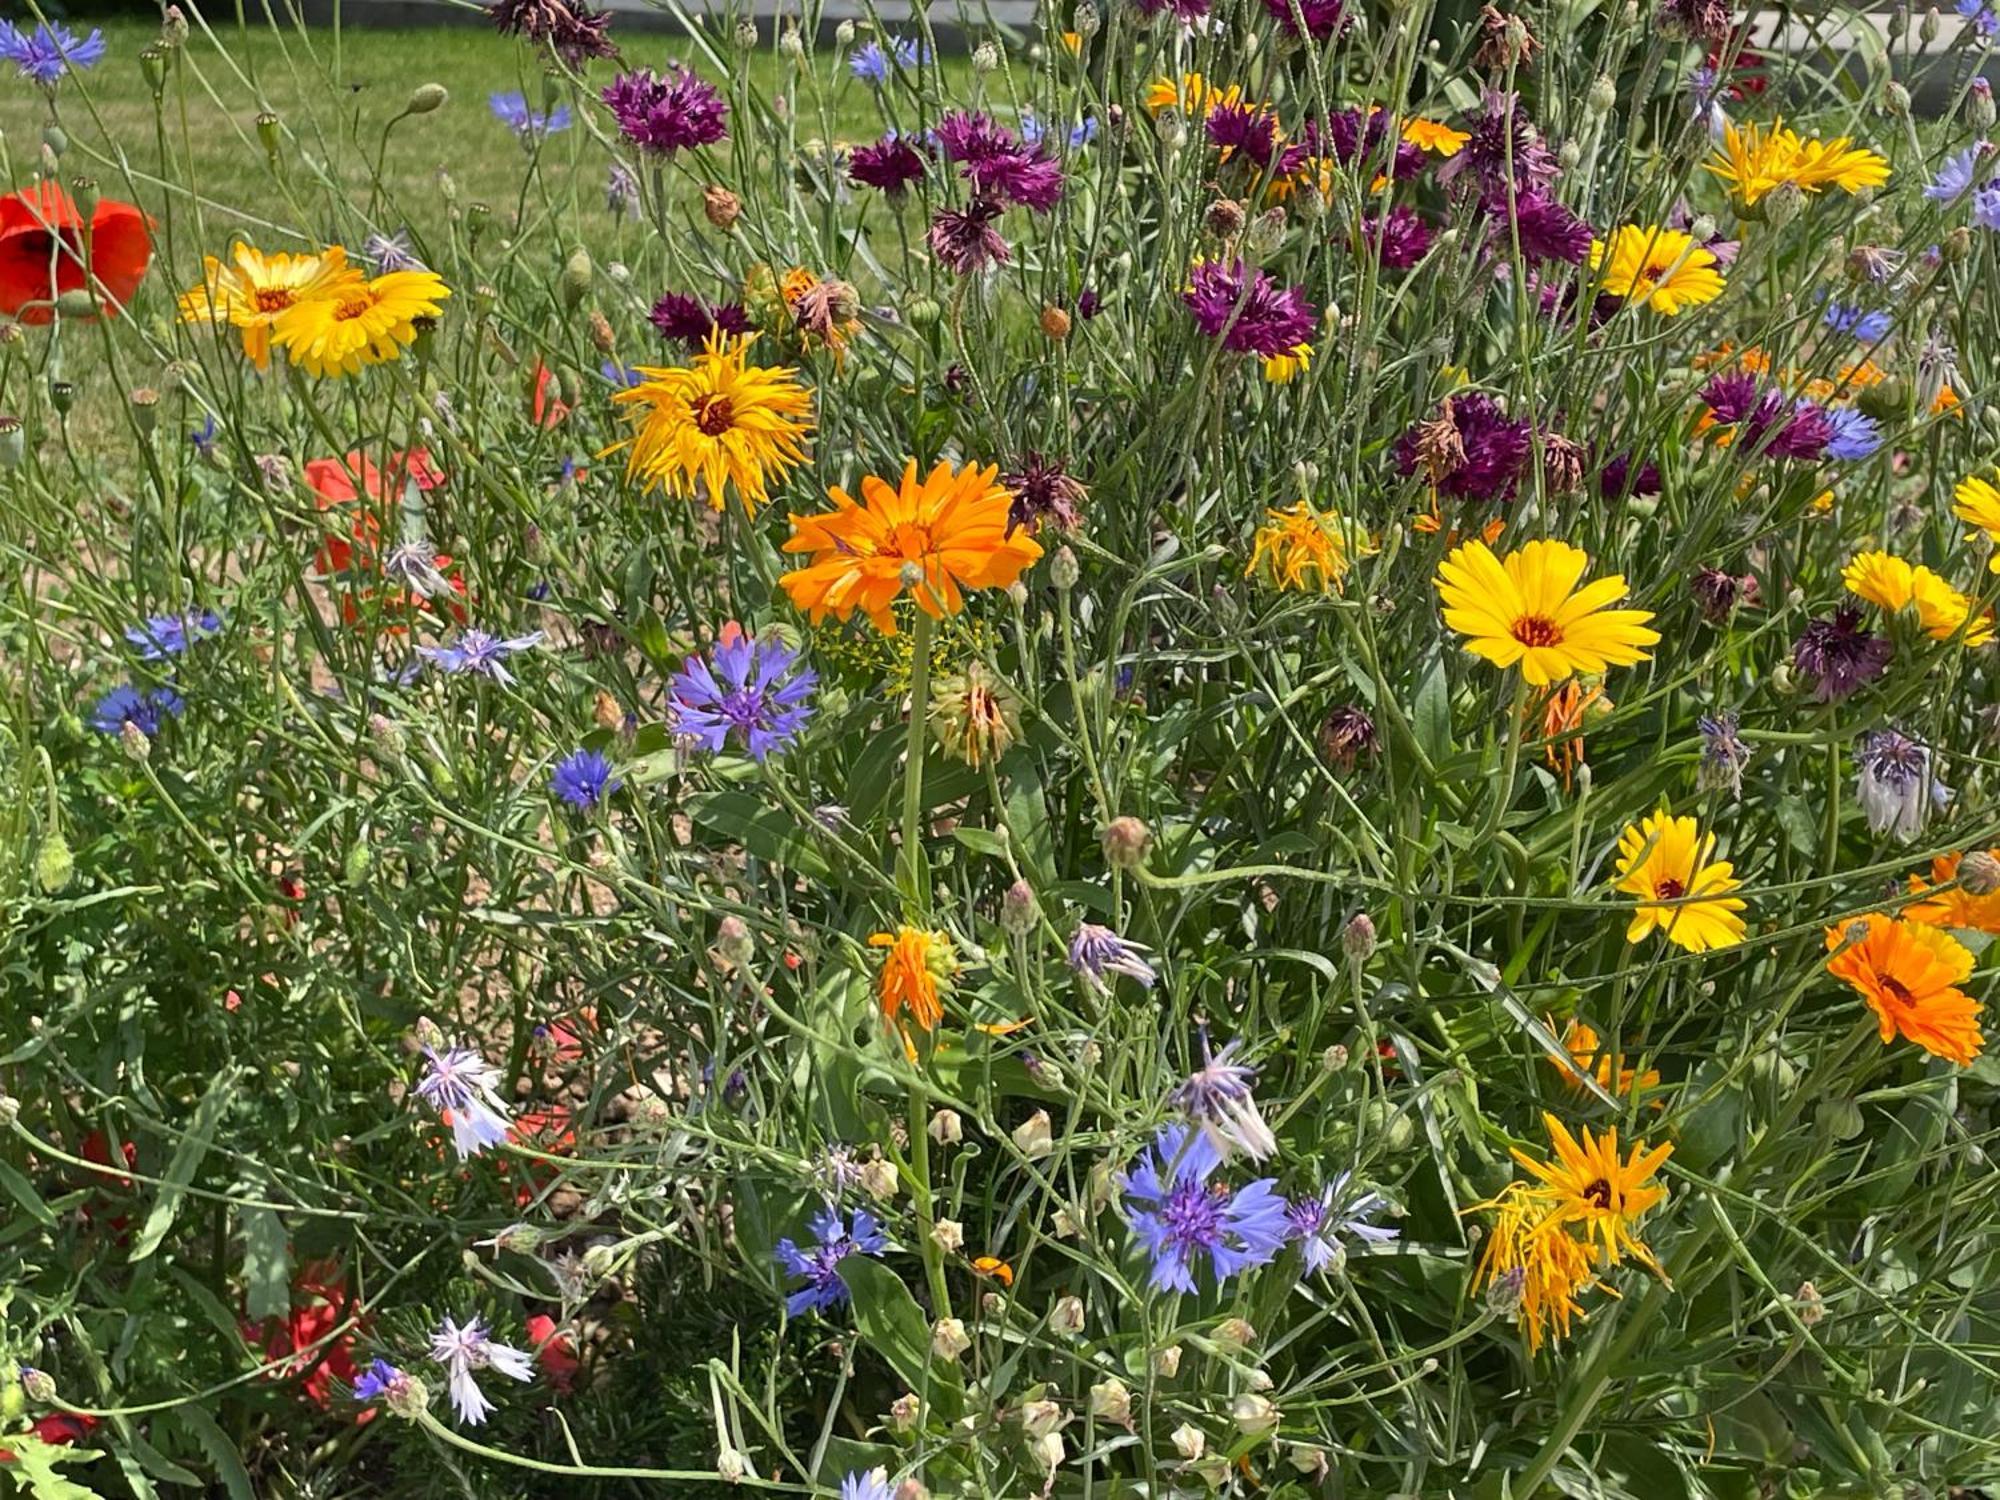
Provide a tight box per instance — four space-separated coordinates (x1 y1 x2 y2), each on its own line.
48 379 75 416
256 112 281 158
1960 848 2000 894
704 185 742 229
1796 1281 1824 1326
558 247 593 311
408 82 449 114
120 720 151 762
1557 139 1581 169
906 295 941 329
1000 878 1039 935
1971 78 1996 131
734 19 759 46
1586 74 1616 115
1050 1294 1085 1335
859 1157 899 1200
385 1371 430 1420
971 39 1000 71
1012 1109 1053 1159
1039 304 1071 340
1205 197 1246 239
0 414 23 469
1884 81 1911 117
34 830 72 893
835 19 856 43
889 1393 920 1430
1211 1317 1257 1351
1818 1096 1864 1141
1289 1444 1329 1478
1943 225 1972 265
717 1447 749 1484
1486 1264 1526 1315
342 839 373 887
1760 180 1805 228
1230 1393 1277 1434
715 913 755 968
778 25 804 56
931 1317 971 1359
1342 911 1377 961
1170 1423 1206 1460
18 1368 54 1404
929 1107 962 1144
932 1218 964 1252
1049 545 1080 590
1099 815 1151 869
1920 4 1941 41
895 1480 929 1500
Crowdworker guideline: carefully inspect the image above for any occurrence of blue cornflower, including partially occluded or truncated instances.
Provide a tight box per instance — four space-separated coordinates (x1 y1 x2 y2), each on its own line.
1926 144 1983 202
1822 300 1892 344
351 1359 406 1404
1286 1173 1398 1273
670 634 817 760
418 628 544 684
1822 407 1884 461
1169 1035 1274 1161
1021 111 1098 150
89 684 183 737
190 413 218 458
415 1044 513 1160
1120 1123 1289 1293
848 35 922 85
601 359 644 388
840 1471 895 1500
1956 0 2000 36
1975 181 2000 231
489 90 572 139
0 20 106 83
126 609 223 660
775 1205 888 1315
550 748 619 810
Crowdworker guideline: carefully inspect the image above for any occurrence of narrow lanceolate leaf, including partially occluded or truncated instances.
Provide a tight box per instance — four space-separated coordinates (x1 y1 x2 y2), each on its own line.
129 1066 240 1264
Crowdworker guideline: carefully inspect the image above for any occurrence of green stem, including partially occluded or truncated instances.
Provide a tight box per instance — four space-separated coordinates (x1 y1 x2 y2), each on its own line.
897 609 936 913
1481 674 1532 847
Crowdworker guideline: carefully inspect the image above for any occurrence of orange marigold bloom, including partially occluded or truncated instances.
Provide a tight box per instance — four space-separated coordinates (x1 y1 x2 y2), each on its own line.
971 1255 1015 1286
1824 914 1985 1066
780 460 1043 634
870 925 954 1059
1905 851 2000 934
1549 1018 1660 1097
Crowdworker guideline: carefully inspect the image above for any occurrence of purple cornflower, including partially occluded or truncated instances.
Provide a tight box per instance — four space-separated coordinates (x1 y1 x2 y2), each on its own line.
1002 452 1088 535
1323 108 1427 181
850 133 929 195
1207 102 1286 170
1697 711 1750 796
1766 401 1833 461
1075 288 1100 320
1793 607 1892 702
1287 1174 1398 1272
417 628 544 684
351 1359 409 1406
1599 452 1662 499
849 35 923 85
1133 0 1213 20
840 1471 895 1500
928 199 1010 274
935 110 1017 166
1262 0 1347 39
429 1315 534 1426
126 609 222 660
968 144 1065 212
551 748 619 810
90 684 182 737
1183 260 1317 360
1439 93 1557 198
1392 394 1533 502
0 20 106 83
670 634 817 760
1856 729 1951 842
775 1205 888 1315
1821 407 1884 461
486 0 618 62
1496 190 1593 265
1067 923 1158 995
415 1044 514 1160
1824 301 1892 343
490 90 571 139
364 230 423 273
606 163 641 217
602 67 727 156
1120 1124 1289 1293
1169 1035 1276 1161
1699 370 1769 425
1927 144 1984 202
1357 206 1434 269
649 292 751 345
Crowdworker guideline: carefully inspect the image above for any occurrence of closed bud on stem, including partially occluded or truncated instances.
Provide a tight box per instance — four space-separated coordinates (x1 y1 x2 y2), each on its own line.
139 44 167 94
835 19 857 43
1960 848 2000 894
734 19 759 46
1000 878 1039 934
929 1107 962 1144
41 124 67 159
1049 545 1079 589
120 720 151 762
971 39 1000 71
0 415 24 469
1884 80 1911 117
1919 4 1939 40
256 112 281 158
1971 78 1995 130
48 379 75 416
1586 74 1615 115
1761 180 1805 228
54 289 96 320
931 1317 971 1359
717 1448 748 1484
1943 225 1972 264
1099 815 1151 868
704 184 741 228
561 246 593 308
408 82 449 114
1230 1393 1277 1434
34 830 73 893
1342 911 1377 961
18 1368 54 1404
128 387 158 435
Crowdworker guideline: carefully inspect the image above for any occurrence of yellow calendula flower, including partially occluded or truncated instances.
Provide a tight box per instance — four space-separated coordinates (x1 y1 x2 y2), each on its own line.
1401 117 1468 155
1262 343 1312 383
1143 70 1244 116
1613 811 1747 953
1512 1113 1673 1272
1953 474 2000 569
268 267 449 378
1704 119 1889 208
1434 538 1659 685
606 331 816 515
178 242 363 369
1589 226 1725 315
1247 501 1371 592
1842 550 1994 644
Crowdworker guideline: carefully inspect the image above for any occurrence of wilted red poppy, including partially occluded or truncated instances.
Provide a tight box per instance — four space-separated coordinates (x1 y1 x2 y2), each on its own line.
0 182 152 325
531 361 570 428
246 1261 364 1411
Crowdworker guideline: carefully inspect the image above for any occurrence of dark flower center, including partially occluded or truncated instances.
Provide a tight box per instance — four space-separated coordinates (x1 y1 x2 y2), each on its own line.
1582 1178 1613 1209
1880 976 1914 1005
1654 877 1686 900
1511 615 1564 648
694 394 735 436
333 294 374 321
254 287 294 313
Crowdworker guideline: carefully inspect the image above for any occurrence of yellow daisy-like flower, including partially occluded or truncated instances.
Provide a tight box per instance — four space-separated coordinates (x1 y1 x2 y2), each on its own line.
1470 1180 1596 1353
1143 70 1245 116
1953 474 2000 570
1589 226 1725 315
178 242 363 369
1613 812 1747 953
1401 117 1468 155
269 267 450 378
1512 1113 1673 1272
1247 501 1371 592
606 332 815 515
1434 538 1659 685
1262 343 1312 383
1704 119 1889 208
1842 549 1994 644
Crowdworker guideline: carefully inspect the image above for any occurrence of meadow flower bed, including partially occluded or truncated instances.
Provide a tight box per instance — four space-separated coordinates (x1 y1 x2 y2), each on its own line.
1 0 1999 1493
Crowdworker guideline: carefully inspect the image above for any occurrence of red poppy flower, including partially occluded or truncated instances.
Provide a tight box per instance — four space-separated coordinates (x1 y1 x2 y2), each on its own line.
246 1261 364 1411
531 362 570 428
0 182 152 324
525 1314 581 1393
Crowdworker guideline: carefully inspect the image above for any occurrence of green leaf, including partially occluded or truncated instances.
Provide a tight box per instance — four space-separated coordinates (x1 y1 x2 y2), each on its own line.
839 1256 963 1420
130 1066 239 1263
0 1158 56 1228
240 1205 291 1324
1412 657 1453 765
686 791 831 879
1 1433 105 1500
169 1405 255 1500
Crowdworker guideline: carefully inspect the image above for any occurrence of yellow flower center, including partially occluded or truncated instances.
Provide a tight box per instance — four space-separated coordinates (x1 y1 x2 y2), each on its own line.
254 287 294 313
1510 615 1564 648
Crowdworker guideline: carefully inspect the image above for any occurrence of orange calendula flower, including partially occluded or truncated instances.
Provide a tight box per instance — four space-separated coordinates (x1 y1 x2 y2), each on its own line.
1511 1113 1673 1272
1613 812 1747 953
1549 1019 1661 1097
1401 117 1468 155
780 460 1043 634
1539 679 1609 790
870 925 955 1060
971 1255 1015 1286
1905 851 2000 934
1434 538 1659 685
1246 501 1369 592
1825 914 1985 1065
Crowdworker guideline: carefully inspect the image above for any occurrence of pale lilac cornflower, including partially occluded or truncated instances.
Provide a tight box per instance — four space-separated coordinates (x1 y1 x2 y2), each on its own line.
382 542 454 599
812 1144 868 1196
1973 181 2000 231
126 609 222 660
1915 330 1961 411
428 1315 534 1425
1286 1173 1398 1273
1688 65 1727 139
606 163 641 217
0 20 106 83
416 1044 514 1159
775 1205 888 1315
1120 1124 1288 1293
1925 144 1983 203
1169 1035 1276 1161
1956 0 2000 39
669 635 816 759
490 90 572 139
1855 729 1952 842
550 748 618 811
1696 711 1750 797
840 1470 895 1500
364 230 424 273
1067 923 1157 995
418 628 544 685
849 35 923 84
